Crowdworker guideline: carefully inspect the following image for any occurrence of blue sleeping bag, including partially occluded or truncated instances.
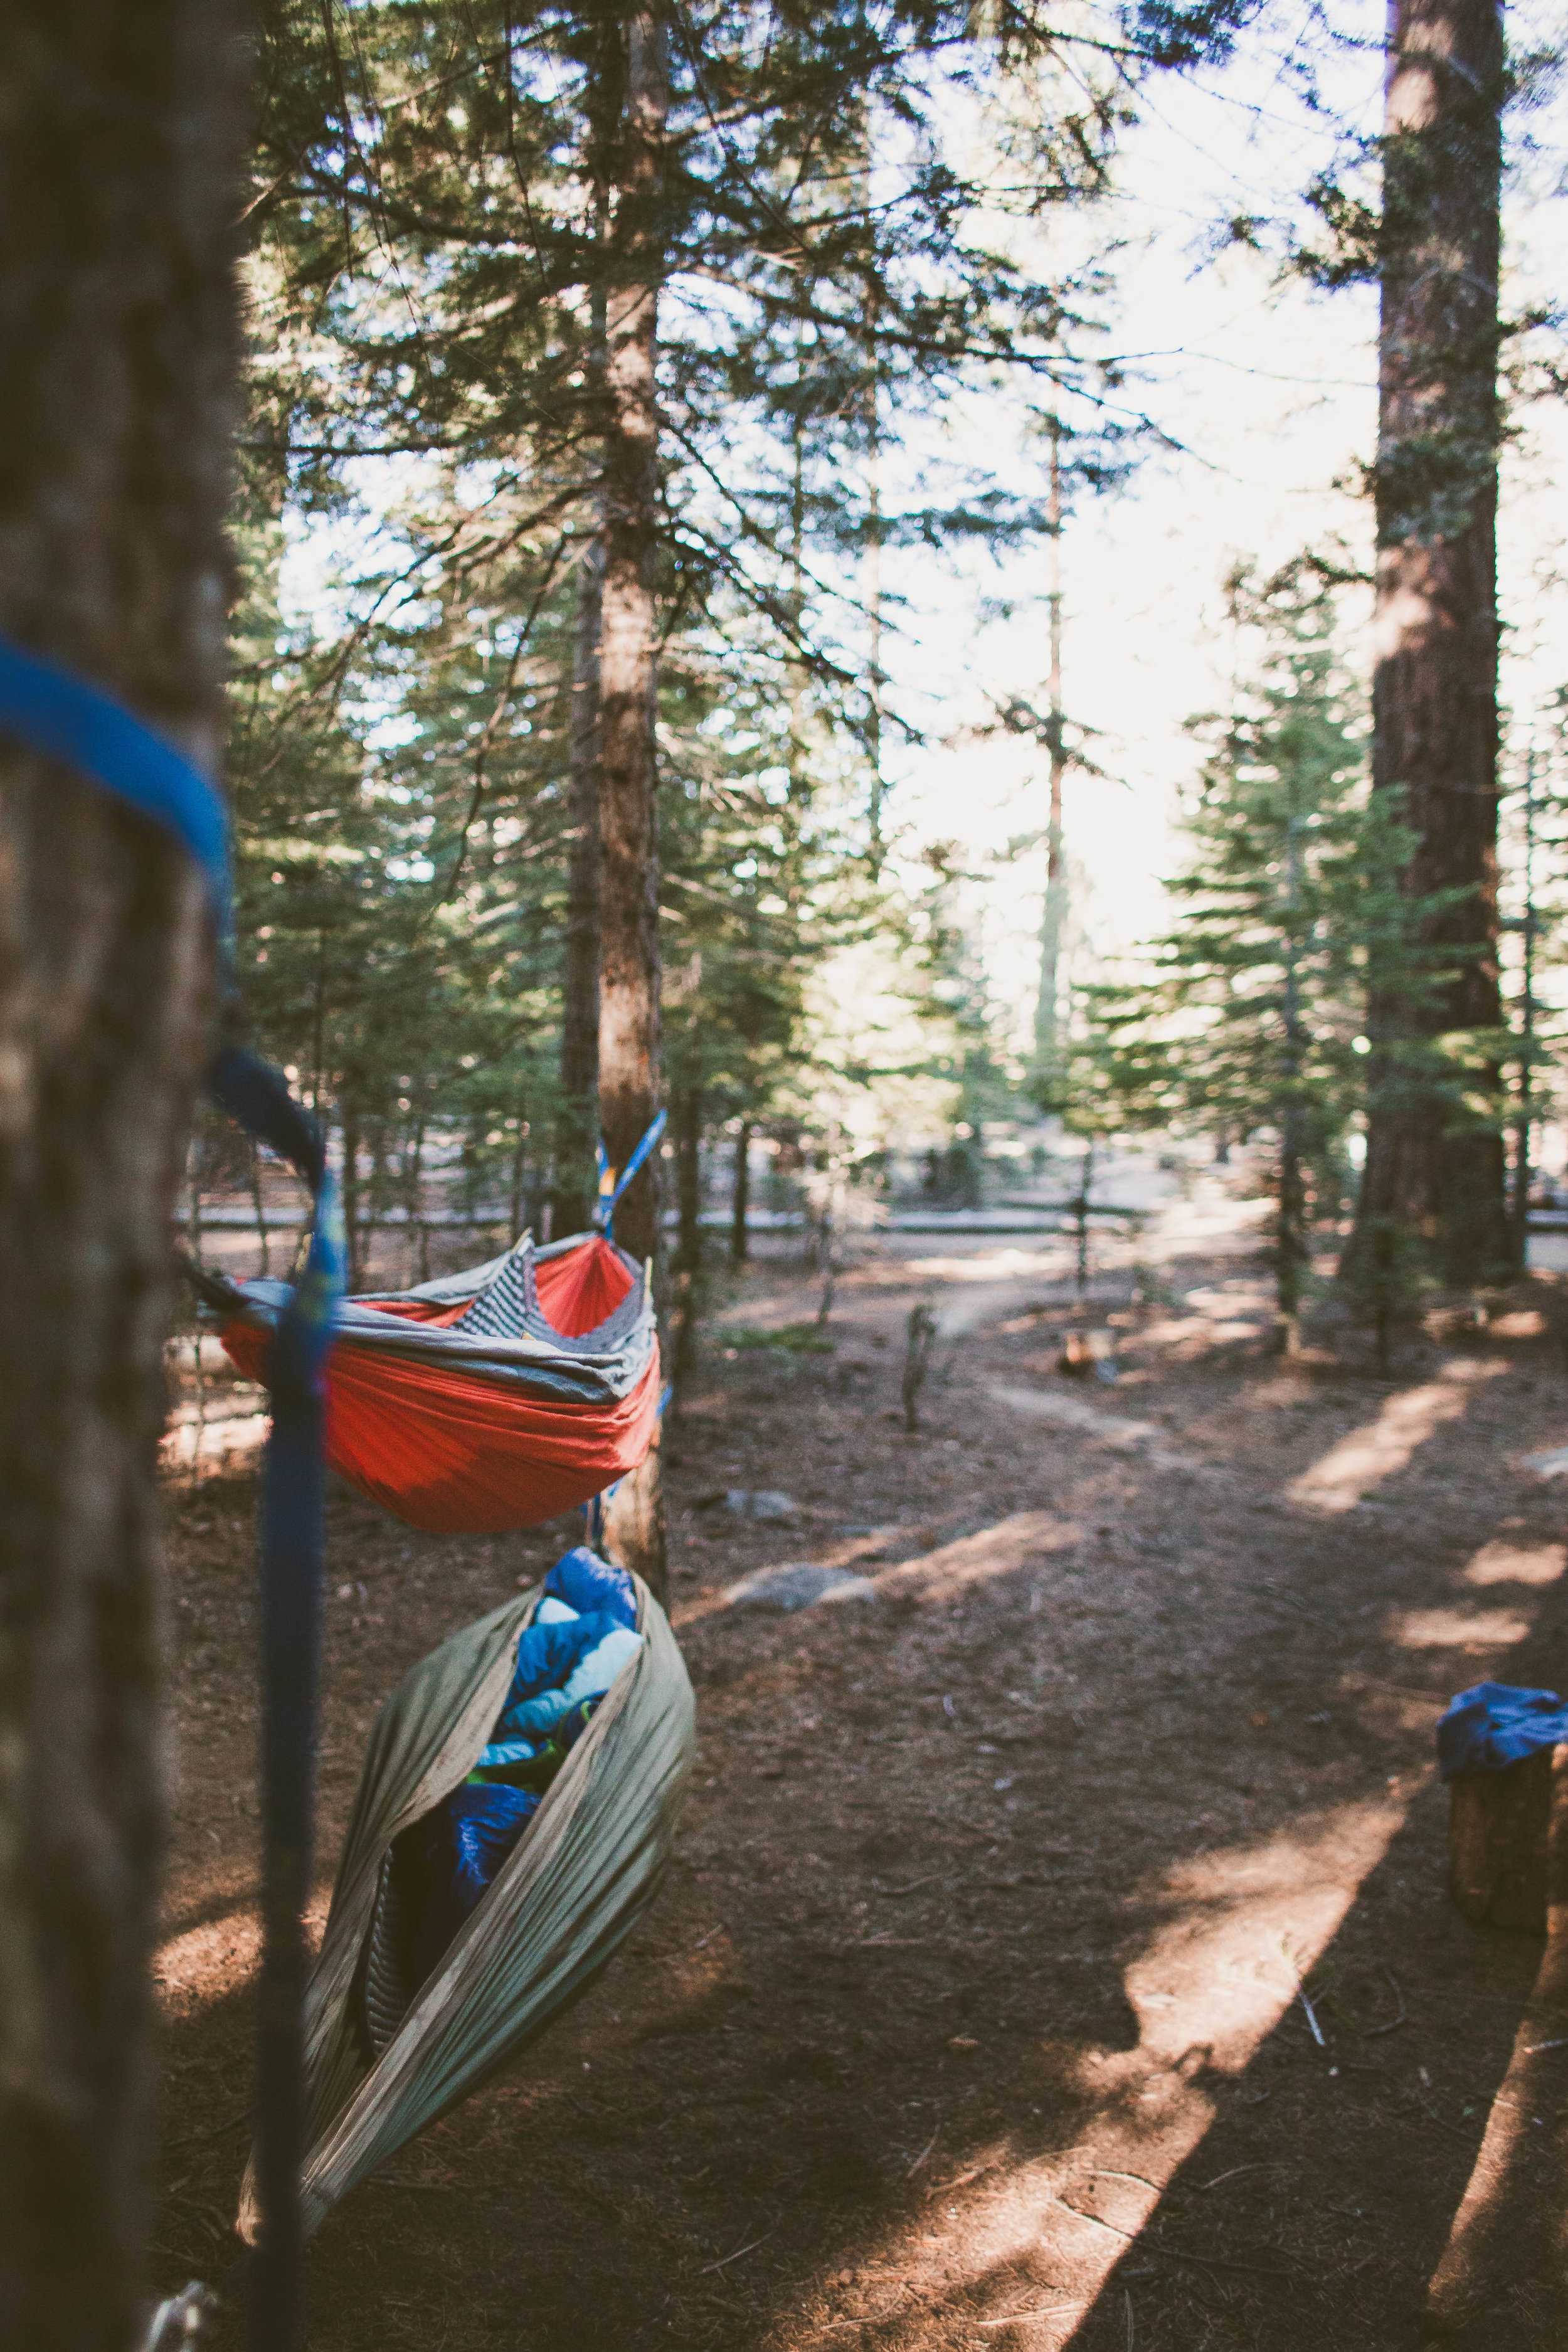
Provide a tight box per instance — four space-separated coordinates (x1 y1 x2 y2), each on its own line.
390 1548 640 1989
394 1783 541 1991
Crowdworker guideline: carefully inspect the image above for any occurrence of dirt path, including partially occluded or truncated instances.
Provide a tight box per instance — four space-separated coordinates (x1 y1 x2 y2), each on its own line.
151 1214 1568 2349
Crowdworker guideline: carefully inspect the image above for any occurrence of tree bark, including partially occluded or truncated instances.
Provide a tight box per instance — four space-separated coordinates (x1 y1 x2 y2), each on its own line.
1353 0 1507 1285
730 1120 751 1265
669 1079 702 1391
340 1100 364 1289
554 528 603 1237
1034 418 1067 1078
596 11 667 1602
0 7 240 2346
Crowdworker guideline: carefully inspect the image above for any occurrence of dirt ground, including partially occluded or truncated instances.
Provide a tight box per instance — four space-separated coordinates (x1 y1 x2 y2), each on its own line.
151 1191 1568 2349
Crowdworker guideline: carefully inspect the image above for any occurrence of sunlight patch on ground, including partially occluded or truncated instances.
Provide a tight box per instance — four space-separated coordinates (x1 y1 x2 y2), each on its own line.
1285 1360 1507 1514
1464 1539 1567 1587
677 1511 1083 1625
154 1905 263 2020
869 1513 1081 1604
1390 1607 1534 1651
1140 1315 1262 1348
908 1248 1074 1286
989 1384 1199 1472
854 1799 1411 2348
154 1894 330 2021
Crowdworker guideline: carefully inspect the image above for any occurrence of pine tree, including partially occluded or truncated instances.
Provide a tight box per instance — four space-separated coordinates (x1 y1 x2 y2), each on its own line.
1101 581 1450 1352
1313 0 1510 1280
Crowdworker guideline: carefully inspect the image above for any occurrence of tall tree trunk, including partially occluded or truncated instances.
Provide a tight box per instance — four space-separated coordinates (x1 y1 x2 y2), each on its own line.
554 527 603 1237
0 8 240 2345
731 1120 751 1265
340 1100 364 1290
1034 418 1067 1077
1353 0 1507 1285
1512 748 1538 1271
1277 809 1306 1355
596 11 668 1603
669 1079 702 1389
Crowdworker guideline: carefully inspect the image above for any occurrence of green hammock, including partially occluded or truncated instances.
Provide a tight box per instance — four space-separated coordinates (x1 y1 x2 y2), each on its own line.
237 1570 694 2242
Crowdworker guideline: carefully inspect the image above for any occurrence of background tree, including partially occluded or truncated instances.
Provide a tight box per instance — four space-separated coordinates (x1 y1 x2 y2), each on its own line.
1308 0 1509 1280
0 8 243 2345
1094 580 1451 1353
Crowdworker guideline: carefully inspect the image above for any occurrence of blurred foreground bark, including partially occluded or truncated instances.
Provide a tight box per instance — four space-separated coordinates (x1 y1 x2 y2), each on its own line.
0 8 241 2343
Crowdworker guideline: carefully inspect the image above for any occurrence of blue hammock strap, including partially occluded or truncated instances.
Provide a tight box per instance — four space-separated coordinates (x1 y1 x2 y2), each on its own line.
0 637 232 931
593 1106 667 1236
0 637 337 2351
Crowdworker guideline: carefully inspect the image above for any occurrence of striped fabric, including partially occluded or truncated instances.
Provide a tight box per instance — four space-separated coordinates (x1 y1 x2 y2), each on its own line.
451 1243 531 1341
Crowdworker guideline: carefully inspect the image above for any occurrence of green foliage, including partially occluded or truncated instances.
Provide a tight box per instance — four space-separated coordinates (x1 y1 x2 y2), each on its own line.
1074 574 1453 1340
711 1323 836 1355
216 4 1216 1272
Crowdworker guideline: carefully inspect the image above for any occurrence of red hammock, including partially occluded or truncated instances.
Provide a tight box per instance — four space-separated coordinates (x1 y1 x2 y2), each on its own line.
212 1232 660 1535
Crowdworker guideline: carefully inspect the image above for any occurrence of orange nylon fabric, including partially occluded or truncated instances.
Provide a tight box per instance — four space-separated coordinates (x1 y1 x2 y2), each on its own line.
533 1234 636 1336
219 1236 655 1535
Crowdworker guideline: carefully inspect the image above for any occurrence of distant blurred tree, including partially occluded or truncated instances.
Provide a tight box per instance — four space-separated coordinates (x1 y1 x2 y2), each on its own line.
1088 579 1460 1355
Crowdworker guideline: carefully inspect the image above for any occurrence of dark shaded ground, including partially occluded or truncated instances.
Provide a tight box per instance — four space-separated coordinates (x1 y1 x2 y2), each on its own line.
150 1226 1568 2349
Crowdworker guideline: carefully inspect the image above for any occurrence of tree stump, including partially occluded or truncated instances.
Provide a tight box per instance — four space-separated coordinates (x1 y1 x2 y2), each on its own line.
1448 1747 1568 1934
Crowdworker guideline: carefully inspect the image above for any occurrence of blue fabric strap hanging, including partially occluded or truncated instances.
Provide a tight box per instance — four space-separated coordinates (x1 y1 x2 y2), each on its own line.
0 638 341 2352
593 1107 667 1236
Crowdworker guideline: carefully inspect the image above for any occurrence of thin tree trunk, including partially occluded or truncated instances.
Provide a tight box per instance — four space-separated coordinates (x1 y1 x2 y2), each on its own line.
340 1101 363 1290
1035 419 1067 1076
674 1083 702 1279
1353 0 1507 1285
406 1114 426 1288
0 8 240 2344
596 11 668 1603
509 1116 528 1245
187 1136 206 1483
1512 746 1537 1271
1075 1140 1094 1300
731 1120 751 1264
554 499 605 1239
250 1135 271 1278
670 1081 702 1390
1278 811 1306 1355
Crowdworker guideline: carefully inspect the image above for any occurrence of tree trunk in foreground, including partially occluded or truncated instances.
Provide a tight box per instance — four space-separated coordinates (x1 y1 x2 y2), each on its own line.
1353 0 1507 1286
596 11 668 1603
0 8 240 2346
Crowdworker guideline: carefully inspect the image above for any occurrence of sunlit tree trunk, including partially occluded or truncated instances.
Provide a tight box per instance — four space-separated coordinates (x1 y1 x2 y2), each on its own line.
0 5 240 2343
596 9 668 1601
1353 0 1507 1285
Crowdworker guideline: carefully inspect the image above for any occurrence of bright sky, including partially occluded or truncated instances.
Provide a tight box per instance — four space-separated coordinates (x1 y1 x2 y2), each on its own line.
881 0 1568 1051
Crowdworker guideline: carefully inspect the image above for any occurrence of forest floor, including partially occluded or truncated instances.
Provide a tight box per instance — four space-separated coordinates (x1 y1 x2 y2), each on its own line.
151 1177 1568 2351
